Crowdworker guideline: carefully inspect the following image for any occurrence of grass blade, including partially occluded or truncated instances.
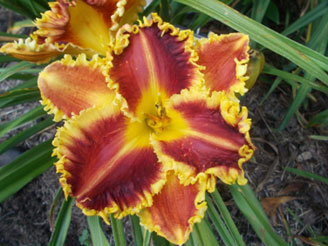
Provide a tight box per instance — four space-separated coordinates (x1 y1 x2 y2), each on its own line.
251 0 270 23
0 88 40 108
0 105 46 138
110 214 126 246
0 0 35 19
307 109 328 127
206 193 236 246
49 188 63 230
210 190 244 246
0 117 53 155
11 77 37 90
130 215 143 246
0 139 54 202
174 0 328 81
0 55 19 63
229 184 288 246
0 61 33 83
309 135 328 141
191 218 218 246
152 233 170 246
278 85 311 130
285 168 328 185
142 229 151 246
261 64 328 94
87 216 110 246
260 77 282 105
49 197 73 246
282 1 328 36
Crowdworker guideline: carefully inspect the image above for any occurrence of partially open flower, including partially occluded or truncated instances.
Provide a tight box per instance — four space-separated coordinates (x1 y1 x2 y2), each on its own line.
0 0 145 63
34 13 254 245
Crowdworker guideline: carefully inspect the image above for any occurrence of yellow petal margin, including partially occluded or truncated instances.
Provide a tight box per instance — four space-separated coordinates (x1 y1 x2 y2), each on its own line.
151 89 255 190
53 103 166 223
38 54 115 121
195 32 250 96
138 171 207 245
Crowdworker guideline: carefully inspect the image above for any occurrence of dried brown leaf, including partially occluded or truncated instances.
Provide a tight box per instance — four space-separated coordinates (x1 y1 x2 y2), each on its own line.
261 196 297 225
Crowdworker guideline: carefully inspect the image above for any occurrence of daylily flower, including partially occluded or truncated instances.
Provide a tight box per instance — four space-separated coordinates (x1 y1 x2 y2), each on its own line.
0 0 145 63
24 11 255 244
0 0 256 243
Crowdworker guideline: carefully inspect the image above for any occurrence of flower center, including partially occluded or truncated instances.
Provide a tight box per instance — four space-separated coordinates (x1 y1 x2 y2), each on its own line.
145 96 171 134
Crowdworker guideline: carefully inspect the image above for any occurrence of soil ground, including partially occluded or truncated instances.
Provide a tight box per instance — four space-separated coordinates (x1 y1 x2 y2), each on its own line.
0 4 328 246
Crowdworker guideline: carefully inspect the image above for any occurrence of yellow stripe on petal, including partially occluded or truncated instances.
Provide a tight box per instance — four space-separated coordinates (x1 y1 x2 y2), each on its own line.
151 89 255 187
109 13 204 117
195 32 250 95
138 171 207 245
53 104 166 221
38 54 115 121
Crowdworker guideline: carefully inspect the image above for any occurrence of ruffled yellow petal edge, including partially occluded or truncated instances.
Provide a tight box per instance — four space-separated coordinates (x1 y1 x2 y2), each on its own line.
0 37 95 64
195 32 250 96
40 53 113 121
114 0 146 32
151 89 255 191
138 171 208 245
52 104 167 224
109 12 205 118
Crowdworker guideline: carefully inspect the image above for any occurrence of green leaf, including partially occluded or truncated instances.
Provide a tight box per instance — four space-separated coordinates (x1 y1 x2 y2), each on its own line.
0 0 35 19
0 105 46 138
229 184 288 246
130 215 143 246
260 77 282 105
0 61 34 83
0 117 53 155
279 10 328 129
206 194 235 246
210 190 244 246
110 214 126 246
10 77 38 90
190 14 211 30
0 55 19 63
250 0 270 23
49 197 74 246
0 31 27 39
266 1 280 24
79 229 90 246
49 188 63 230
0 0 49 19
160 0 170 21
307 109 328 127
87 216 110 246
285 168 328 185
191 218 218 246
0 88 40 108
0 139 54 202
278 85 311 130
152 233 170 246
142 0 161 17
309 135 328 141
142 229 152 246
282 1 328 36
261 64 328 95
174 0 328 81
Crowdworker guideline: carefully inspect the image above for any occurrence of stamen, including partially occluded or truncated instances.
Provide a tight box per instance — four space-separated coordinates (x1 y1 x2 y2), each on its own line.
145 94 171 133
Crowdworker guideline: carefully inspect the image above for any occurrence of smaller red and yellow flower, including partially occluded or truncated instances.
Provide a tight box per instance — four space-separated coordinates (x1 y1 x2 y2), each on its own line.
37 13 254 245
0 0 145 63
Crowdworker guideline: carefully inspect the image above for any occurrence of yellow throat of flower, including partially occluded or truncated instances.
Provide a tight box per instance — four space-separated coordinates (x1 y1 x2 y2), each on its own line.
145 96 171 134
